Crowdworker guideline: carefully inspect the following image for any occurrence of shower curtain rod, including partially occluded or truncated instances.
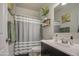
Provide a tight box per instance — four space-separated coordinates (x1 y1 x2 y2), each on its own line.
15 14 39 20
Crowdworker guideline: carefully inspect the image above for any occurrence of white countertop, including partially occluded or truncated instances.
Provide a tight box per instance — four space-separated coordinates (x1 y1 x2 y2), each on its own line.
41 40 79 56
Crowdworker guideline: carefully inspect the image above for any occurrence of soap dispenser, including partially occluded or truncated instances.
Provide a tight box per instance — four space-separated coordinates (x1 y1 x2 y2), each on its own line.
70 36 73 45
70 36 73 40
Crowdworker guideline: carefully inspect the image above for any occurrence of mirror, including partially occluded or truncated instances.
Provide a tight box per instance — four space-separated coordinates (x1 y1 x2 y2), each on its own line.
54 3 79 33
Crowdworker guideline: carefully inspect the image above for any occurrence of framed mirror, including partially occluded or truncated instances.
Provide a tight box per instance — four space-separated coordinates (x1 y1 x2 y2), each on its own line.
54 3 79 33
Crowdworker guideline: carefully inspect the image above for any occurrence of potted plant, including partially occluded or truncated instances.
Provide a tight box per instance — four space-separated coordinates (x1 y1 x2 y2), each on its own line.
40 5 49 20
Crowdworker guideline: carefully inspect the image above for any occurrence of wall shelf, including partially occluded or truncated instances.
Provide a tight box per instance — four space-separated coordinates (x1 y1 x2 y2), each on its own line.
42 19 50 27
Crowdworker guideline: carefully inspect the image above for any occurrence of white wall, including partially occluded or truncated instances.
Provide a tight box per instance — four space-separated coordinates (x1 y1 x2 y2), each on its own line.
0 3 9 56
42 4 57 39
54 4 79 33
0 3 15 56
15 6 40 19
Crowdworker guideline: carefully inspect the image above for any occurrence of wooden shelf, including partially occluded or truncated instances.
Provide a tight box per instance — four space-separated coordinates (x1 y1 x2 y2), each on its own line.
42 19 50 27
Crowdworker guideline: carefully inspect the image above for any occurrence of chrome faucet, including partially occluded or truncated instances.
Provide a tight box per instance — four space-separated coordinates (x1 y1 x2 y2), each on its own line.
61 39 68 44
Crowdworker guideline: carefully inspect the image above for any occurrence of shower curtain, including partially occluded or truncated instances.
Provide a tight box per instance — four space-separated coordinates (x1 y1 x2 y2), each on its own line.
14 15 41 55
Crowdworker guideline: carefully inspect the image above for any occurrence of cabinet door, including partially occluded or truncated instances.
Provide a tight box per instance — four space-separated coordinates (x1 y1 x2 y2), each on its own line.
0 3 9 56
41 42 69 56
41 42 50 56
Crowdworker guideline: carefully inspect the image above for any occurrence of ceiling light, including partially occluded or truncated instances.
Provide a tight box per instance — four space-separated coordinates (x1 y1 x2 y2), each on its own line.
61 3 67 5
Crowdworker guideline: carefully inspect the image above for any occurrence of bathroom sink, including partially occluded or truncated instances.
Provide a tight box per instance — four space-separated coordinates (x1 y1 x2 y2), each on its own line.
56 41 79 48
56 42 70 47
43 40 79 47
55 40 72 47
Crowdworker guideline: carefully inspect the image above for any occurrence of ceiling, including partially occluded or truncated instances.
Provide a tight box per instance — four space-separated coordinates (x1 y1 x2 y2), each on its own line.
54 3 79 14
15 3 52 11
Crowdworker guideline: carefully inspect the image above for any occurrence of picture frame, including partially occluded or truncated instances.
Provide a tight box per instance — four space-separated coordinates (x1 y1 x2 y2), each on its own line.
61 13 71 23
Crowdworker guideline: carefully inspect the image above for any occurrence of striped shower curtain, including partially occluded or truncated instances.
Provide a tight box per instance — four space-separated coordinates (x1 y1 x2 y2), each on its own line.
14 15 41 55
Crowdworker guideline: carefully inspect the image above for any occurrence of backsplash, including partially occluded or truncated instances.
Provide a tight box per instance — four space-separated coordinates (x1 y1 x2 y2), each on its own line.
53 33 79 44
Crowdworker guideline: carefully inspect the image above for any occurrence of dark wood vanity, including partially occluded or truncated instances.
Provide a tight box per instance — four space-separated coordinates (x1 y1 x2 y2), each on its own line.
41 42 70 56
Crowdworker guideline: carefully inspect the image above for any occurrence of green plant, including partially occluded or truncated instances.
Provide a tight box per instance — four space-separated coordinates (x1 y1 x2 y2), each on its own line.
8 3 15 16
40 6 49 16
